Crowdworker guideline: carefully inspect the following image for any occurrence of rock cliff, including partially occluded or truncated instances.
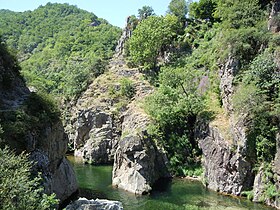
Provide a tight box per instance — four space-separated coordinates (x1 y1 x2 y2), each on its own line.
112 103 170 194
65 19 170 193
0 43 78 203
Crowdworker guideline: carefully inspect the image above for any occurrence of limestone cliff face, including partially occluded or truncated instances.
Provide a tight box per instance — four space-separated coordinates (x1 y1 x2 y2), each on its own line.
0 45 77 203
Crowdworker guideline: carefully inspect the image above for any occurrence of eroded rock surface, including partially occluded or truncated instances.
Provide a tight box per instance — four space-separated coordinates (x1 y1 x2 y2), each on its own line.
0 47 78 203
112 105 170 194
198 125 253 195
66 197 123 210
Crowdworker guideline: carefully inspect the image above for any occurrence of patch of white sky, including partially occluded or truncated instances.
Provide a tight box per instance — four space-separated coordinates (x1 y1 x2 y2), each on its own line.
0 0 198 28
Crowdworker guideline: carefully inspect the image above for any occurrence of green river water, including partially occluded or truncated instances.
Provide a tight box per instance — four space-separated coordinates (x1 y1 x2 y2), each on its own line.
68 156 274 210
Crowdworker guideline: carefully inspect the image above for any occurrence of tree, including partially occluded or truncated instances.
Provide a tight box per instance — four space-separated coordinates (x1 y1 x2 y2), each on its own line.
145 65 206 174
167 0 188 21
0 147 58 210
138 6 155 20
128 14 180 70
189 0 218 23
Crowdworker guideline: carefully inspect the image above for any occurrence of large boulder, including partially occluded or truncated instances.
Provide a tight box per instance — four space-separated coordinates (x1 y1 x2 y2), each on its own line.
112 106 170 194
66 198 123 210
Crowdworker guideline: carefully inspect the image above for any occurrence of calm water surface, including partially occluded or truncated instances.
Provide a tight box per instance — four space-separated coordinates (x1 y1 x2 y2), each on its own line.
68 156 274 210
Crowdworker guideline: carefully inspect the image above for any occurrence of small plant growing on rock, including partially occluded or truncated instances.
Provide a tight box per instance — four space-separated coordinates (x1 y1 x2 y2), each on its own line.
120 78 136 99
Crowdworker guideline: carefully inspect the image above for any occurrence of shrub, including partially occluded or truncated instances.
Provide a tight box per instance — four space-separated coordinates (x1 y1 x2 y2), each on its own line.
120 78 135 99
0 147 58 210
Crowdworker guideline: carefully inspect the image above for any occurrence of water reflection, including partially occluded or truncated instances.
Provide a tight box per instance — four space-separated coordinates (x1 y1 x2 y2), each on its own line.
67 156 274 210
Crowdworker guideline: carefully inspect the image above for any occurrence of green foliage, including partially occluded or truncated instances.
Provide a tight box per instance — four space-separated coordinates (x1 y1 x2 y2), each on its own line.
214 0 264 29
234 49 279 162
180 165 203 177
0 3 121 99
189 0 218 23
167 0 188 21
0 147 58 210
1 92 60 147
120 78 136 99
128 14 180 70
241 190 254 201
138 6 155 20
145 65 207 174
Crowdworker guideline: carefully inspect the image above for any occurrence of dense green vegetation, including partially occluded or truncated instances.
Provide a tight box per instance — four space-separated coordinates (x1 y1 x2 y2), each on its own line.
0 3 121 99
0 38 60 208
127 0 279 178
0 146 58 210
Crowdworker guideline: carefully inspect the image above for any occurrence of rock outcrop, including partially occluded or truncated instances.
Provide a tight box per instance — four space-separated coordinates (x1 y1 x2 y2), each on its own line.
65 19 170 194
66 198 123 210
197 55 255 196
198 123 253 195
112 104 170 194
0 43 78 203
269 0 280 33
115 16 134 57
73 109 117 164
28 121 78 202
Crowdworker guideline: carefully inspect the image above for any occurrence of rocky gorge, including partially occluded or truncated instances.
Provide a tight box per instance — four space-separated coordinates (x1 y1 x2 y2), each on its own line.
65 2 280 209
65 18 170 194
0 1 280 209
0 43 78 203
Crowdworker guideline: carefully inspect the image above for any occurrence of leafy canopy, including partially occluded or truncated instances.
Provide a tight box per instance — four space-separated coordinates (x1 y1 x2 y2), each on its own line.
128 14 180 70
0 3 121 99
167 0 188 21
138 6 155 20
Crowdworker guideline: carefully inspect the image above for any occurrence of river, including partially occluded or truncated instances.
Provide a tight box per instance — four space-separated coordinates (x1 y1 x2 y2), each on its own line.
68 156 274 210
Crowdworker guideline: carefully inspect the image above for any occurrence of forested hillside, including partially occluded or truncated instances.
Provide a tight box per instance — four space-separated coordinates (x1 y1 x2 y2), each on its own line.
1 0 280 209
125 0 280 205
0 3 121 98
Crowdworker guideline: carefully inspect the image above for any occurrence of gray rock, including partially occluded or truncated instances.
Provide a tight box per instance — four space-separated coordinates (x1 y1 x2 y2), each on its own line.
73 109 117 164
66 198 123 210
198 125 253 195
268 1 280 33
29 122 78 202
115 16 133 57
253 165 267 203
112 106 170 194
219 56 239 114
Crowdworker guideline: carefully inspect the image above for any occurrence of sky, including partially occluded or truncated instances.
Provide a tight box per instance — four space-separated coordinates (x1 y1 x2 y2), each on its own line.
0 0 176 28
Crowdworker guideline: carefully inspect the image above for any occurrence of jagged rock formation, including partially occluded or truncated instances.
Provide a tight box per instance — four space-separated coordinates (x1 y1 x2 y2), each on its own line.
198 124 253 195
112 104 170 194
66 197 123 210
0 44 78 203
28 121 78 202
115 16 133 57
269 0 280 33
197 54 254 196
219 56 239 114
66 54 170 193
65 19 170 194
